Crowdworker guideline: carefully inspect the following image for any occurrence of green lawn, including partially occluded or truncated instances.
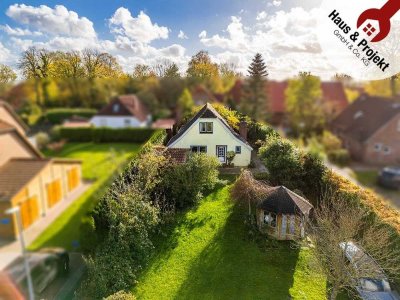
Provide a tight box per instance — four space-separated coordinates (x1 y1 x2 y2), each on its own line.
353 170 378 187
28 143 141 251
134 184 327 300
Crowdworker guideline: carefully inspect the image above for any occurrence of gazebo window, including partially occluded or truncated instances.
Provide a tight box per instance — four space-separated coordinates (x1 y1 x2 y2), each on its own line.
263 212 277 228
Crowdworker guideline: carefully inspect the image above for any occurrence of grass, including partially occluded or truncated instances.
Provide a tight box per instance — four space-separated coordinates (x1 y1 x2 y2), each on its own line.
353 170 378 187
134 184 327 300
28 143 141 251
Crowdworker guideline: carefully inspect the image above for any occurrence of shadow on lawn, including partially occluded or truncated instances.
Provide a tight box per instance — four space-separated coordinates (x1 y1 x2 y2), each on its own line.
174 204 299 300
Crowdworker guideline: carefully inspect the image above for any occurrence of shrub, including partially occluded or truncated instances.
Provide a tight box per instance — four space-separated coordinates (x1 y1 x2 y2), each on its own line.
226 151 236 167
321 130 342 152
328 149 350 166
259 138 302 188
59 127 157 143
44 108 97 124
247 121 279 148
105 291 136 300
165 153 220 208
35 132 50 150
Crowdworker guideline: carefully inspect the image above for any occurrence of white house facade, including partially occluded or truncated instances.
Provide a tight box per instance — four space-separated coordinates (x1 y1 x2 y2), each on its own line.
90 95 151 129
90 115 150 128
167 103 253 167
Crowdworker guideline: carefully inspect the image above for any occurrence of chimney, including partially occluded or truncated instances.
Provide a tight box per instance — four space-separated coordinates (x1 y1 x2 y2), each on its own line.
239 121 248 141
166 128 173 142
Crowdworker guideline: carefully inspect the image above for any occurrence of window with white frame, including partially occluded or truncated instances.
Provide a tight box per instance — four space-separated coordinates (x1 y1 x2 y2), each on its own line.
235 146 241 154
124 119 131 126
374 143 382 152
113 104 120 113
199 122 213 133
190 146 207 153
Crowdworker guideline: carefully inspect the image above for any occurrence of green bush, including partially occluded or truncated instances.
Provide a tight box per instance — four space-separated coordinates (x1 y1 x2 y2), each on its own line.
247 122 279 148
328 149 350 166
44 108 97 124
35 131 50 150
59 127 158 143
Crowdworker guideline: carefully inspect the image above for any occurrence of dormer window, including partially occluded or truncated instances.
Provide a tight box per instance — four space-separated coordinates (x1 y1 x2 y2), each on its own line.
113 104 120 113
199 122 213 133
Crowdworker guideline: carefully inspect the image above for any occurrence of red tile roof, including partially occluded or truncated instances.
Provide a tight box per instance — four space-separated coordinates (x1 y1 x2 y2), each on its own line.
152 118 175 129
154 146 189 164
96 95 149 122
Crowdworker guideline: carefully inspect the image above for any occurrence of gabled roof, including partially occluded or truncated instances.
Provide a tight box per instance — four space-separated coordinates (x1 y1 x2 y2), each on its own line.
0 100 29 133
331 95 400 142
96 95 149 122
257 186 314 215
0 121 43 158
166 103 252 148
0 158 51 201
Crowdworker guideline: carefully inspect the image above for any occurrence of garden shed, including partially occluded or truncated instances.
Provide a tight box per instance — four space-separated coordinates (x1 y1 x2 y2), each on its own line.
256 186 314 240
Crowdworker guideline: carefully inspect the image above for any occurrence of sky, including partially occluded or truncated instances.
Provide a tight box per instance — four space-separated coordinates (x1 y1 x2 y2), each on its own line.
0 0 335 79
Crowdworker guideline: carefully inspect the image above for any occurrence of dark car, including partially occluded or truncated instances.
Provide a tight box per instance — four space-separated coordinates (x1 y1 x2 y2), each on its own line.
378 167 400 190
4 248 69 297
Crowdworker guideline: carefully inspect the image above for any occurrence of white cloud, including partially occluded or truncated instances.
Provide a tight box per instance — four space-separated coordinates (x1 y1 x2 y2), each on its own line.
0 24 42 36
6 4 96 39
268 0 282 7
178 30 188 39
198 30 207 39
109 8 169 44
198 7 332 78
256 11 267 21
0 42 11 63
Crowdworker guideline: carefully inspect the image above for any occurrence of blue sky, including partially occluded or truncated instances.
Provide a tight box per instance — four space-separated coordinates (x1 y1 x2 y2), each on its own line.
0 0 332 79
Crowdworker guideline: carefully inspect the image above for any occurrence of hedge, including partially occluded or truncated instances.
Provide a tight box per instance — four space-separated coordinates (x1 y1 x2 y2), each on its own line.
44 108 97 124
59 127 158 143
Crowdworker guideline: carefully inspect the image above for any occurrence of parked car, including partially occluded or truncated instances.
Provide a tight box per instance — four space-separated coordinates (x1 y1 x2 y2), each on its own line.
378 167 400 190
4 248 69 297
340 242 400 300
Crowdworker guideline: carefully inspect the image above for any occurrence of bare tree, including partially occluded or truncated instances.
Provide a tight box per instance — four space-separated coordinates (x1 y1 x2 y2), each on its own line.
152 60 180 78
308 189 400 300
230 170 270 215
0 64 17 84
18 47 55 106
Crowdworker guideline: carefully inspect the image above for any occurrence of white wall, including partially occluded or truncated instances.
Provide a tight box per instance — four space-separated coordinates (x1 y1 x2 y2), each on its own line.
168 118 252 166
90 116 150 128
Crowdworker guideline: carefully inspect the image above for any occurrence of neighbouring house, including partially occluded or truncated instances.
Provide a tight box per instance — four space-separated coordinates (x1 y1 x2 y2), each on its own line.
62 115 92 128
90 94 151 128
191 85 219 106
0 101 29 136
227 80 349 126
152 118 175 130
0 118 82 239
257 186 314 240
167 103 253 167
331 95 400 165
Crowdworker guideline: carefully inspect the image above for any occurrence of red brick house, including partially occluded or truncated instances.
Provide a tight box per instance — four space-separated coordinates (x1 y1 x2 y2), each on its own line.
227 80 348 125
331 95 400 165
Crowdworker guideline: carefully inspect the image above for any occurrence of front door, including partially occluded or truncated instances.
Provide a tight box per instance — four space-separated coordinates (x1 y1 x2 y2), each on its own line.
216 146 227 163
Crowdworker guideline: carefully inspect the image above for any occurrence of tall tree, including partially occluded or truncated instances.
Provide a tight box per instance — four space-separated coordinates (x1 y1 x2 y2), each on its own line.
0 64 17 84
186 50 220 90
177 88 194 121
132 64 155 80
153 60 180 78
243 53 268 121
18 47 55 106
53 51 85 106
286 72 324 136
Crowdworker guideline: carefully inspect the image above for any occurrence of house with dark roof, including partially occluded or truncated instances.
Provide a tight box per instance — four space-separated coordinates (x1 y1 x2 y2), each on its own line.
256 186 314 240
167 103 253 167
90 94 151 128
227 80 349 125
331 95 400 165
0 106 82 239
